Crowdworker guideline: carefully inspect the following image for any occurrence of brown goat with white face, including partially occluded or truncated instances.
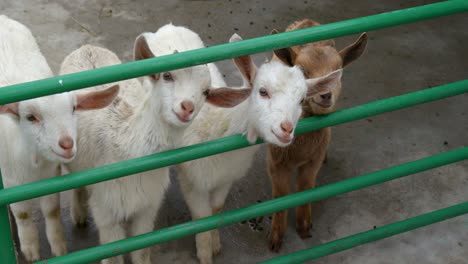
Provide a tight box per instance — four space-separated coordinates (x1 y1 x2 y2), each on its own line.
267 19 368 252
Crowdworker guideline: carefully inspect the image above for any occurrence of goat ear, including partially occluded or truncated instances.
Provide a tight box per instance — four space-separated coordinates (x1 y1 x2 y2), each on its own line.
229 33 257 87
0 103 19 117
271 28 298 66
134 34 155 61
204 87 251 108
273 47 297 67
339 32 368 68
76 84 120 111
246 125 258 144
306 69 343 97
134 34 159 80
229 33 243 43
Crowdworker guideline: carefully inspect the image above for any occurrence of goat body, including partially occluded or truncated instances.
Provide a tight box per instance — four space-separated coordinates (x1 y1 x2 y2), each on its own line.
267 18 368 252
62 25 251 264
0 15 118 261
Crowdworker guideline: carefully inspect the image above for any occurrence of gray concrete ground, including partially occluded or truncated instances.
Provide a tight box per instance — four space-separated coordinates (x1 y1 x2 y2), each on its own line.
1 0 467 263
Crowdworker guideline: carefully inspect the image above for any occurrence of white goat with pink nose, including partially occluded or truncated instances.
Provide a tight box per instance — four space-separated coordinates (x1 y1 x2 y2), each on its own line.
0 15 118 262
60 24 252 264
177 33 342 264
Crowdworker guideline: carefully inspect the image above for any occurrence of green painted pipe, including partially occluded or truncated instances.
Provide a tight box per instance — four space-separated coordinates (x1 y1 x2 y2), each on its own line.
0 80 467 206
0 0 467 104
260 202 468 264
0 171 16 263
36 147 468 264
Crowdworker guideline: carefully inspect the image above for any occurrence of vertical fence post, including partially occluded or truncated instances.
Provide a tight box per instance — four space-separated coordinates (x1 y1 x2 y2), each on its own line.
0 169 16 263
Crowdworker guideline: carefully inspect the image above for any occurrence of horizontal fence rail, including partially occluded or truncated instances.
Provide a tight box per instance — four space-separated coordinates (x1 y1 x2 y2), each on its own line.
37 147 468 263
0 0 466 104
260 201 468 264
0 80 466 206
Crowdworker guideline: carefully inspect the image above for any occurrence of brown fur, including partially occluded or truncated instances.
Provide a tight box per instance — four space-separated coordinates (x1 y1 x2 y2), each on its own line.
267 19 368 252
285 19 335 49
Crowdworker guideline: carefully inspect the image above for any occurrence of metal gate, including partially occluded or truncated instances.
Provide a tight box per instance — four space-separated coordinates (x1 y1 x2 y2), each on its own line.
0 1 467 263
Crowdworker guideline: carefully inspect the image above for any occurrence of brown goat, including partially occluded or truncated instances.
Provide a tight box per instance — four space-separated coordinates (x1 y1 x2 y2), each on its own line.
267 19 368 252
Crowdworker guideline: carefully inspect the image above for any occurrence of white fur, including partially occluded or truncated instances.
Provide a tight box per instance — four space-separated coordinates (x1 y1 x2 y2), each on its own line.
176 35 311 264
0 15 81 261
60 24 221 264
136 25 212 127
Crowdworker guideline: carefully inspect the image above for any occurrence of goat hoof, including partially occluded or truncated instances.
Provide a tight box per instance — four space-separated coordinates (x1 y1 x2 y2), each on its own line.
211 230 221 255
51 241 67 256
199 256 213 264
21 244 40 262
71 209 88 228
296 222 313 239
75 220 87 228
268 231 284 252
212 239 221 256
297 228 312 239
72 216 87 228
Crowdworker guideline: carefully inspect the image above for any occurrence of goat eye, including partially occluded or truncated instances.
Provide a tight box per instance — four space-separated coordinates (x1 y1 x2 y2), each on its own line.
26 114 37 122
259 87 269 98
163 72 173 81
300 98 305 104
299 67 309 77
72 106 76 113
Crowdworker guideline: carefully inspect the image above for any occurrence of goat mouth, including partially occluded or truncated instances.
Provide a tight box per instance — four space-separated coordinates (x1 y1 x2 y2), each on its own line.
271 130 292 144
51 149 74 160
172 110 191 123
311 99 332 108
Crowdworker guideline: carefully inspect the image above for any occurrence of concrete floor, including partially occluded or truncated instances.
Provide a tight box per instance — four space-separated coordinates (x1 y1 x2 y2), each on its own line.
2 0 467 263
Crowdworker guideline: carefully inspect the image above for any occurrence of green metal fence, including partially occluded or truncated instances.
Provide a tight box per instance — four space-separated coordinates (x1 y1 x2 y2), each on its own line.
0 1 467 263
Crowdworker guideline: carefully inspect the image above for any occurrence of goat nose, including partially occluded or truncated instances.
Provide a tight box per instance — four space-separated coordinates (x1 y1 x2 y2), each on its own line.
320 92 332 100
59 136 74 150
280 121 293 135
181 100 194 114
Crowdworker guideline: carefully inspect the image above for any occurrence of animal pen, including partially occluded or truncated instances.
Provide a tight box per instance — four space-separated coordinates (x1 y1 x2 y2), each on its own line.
0 1 467 263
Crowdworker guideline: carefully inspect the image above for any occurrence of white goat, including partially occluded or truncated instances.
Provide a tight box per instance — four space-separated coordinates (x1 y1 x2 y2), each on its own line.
0 15 118 262
177 34 343 264
60 24 250 264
